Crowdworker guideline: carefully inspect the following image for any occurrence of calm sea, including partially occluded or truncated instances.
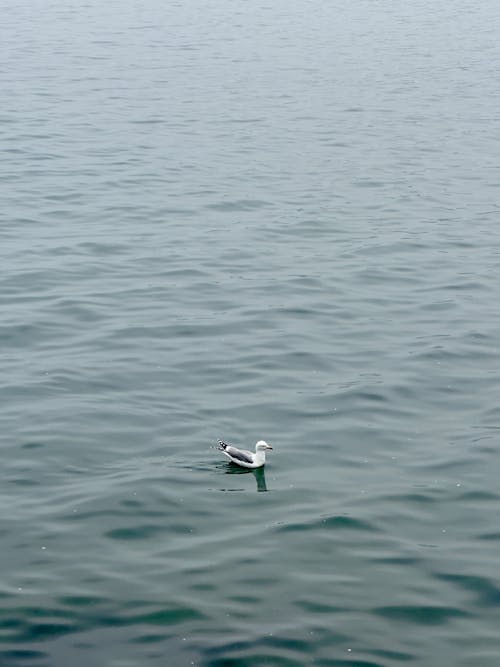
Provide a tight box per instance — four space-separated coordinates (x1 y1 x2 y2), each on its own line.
2 1 500 665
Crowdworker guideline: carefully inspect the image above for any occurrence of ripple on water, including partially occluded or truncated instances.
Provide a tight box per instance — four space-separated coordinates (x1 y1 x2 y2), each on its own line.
433 573 500 608
277 515 379 534
0 605 81 646
316 661 386 667
478 531 500 542
58 595 106 607
104 524 164 540
373 605 470 625
202 634 311 667
370 648 415 662
295 600 349 615
205 199 271 212
0 650 47 666
316 661 388 667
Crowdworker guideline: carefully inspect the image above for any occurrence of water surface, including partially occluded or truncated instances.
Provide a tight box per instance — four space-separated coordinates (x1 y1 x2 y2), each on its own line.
2 1 500 665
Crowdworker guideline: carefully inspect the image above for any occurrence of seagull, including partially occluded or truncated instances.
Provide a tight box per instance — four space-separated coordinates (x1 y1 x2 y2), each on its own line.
218 439 273 469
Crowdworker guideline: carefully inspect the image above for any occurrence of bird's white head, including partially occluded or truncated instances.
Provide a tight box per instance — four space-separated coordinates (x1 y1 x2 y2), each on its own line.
256 440 273 451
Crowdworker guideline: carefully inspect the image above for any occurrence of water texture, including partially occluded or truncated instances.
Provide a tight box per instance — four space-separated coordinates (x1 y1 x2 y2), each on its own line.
2 1 500 665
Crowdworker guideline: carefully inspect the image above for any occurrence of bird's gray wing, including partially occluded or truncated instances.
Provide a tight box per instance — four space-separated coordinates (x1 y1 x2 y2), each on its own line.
224 445 254 464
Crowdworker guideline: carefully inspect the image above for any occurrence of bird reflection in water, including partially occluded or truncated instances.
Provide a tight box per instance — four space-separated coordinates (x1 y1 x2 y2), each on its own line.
224 462 268 492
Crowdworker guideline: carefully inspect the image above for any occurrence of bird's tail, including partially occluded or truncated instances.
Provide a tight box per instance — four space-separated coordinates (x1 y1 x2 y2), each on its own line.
217 439 228 451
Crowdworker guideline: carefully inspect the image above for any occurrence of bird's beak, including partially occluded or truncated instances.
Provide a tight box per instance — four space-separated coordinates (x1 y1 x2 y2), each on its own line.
266 444 273 450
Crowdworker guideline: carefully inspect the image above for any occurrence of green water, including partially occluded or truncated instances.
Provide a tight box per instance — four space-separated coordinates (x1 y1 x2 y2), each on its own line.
2 1 500 665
